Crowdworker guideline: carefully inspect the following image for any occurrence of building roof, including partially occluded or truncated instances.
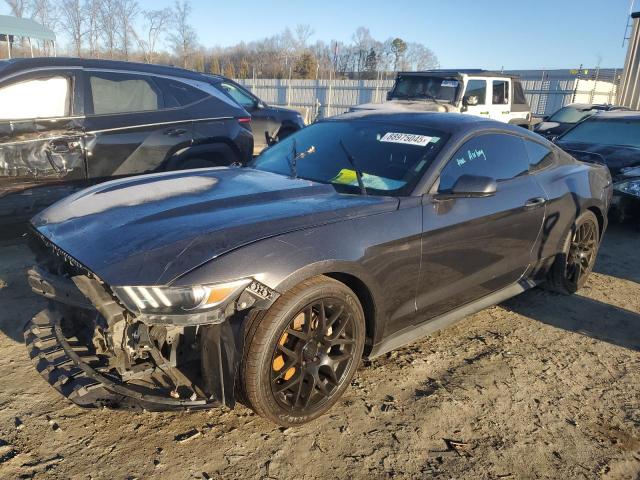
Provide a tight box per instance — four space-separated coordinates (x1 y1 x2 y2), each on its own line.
0 15 55 42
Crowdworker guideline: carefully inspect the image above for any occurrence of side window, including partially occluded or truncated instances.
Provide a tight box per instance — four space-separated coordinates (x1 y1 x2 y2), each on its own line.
0 76 70 120
155 78 209 108
220 82 256 108
439 134 529 192
88 72 160 115
513 80 527 105
524 140 554 171
492 80 509 105
463 80 486 105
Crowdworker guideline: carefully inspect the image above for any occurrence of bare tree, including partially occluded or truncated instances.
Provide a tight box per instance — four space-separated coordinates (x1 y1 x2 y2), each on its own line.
294 24 314 52
4 0 28 17
59 0 84 56
84 0 101 57
134 8 171 63
117 0 139 60
169 0 197 68
97 0 119 58
29 0 58 54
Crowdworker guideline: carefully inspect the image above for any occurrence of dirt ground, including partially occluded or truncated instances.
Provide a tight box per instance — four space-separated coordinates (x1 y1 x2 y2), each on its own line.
0 224 638 480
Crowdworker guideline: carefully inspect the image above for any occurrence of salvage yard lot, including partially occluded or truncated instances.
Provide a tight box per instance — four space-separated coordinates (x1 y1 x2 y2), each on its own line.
0 224 638 479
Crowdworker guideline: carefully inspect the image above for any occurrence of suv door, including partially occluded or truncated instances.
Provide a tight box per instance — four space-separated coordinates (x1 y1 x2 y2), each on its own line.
488 78 512 123
461 78 490 118
219 80 275 154
0 69 86 222
82 70 195 180
416 133 546 320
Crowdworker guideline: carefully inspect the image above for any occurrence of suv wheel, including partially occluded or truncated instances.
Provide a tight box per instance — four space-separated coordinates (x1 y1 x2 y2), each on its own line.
240 276 365 426
545 210 600 294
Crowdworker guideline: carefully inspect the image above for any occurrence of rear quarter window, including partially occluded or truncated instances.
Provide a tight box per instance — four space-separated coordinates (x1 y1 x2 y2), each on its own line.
513 81 528 105
524 140 554 171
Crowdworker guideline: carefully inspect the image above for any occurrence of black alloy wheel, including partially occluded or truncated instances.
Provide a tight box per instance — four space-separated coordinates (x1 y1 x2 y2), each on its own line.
270 298 357 412
240 276 365 426
565 219 598 286
545 210 600 294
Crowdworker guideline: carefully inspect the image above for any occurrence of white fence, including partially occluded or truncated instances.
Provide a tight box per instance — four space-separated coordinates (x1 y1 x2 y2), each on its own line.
235 68 623 120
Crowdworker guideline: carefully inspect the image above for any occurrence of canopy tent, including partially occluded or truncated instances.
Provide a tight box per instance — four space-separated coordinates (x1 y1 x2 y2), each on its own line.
0 15 56 58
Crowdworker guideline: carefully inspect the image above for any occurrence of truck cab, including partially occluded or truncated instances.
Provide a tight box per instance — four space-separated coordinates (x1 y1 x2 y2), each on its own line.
352 70 532 128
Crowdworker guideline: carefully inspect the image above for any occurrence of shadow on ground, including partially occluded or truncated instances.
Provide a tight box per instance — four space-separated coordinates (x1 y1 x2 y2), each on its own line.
593 222 640 285
503 290 640 351
0 229 45 342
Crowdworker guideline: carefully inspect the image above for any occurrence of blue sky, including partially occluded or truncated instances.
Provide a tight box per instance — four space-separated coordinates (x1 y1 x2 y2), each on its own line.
3 0 635 68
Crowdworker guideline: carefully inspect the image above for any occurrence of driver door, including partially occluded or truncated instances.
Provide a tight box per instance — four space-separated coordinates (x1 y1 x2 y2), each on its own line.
462 78 490 118
416 133 546 320
0 69 86 222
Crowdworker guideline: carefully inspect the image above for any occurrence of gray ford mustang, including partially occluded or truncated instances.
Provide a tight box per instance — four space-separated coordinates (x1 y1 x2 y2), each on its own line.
24 111 611 426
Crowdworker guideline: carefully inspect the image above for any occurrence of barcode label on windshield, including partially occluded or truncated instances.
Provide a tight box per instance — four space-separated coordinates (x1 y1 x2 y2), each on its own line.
380 132 432 147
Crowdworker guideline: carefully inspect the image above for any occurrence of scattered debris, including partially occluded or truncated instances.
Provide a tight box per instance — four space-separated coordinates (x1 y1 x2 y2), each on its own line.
174 429 201 443
429 439 473 458
21 454 63 468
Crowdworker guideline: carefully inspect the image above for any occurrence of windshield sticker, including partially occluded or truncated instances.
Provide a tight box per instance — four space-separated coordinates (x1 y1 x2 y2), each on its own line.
331 169 406 191
379 132 433 147
441 80 459 88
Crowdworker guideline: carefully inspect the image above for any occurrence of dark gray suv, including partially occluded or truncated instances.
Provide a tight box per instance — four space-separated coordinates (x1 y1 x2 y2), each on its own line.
0 57 254 226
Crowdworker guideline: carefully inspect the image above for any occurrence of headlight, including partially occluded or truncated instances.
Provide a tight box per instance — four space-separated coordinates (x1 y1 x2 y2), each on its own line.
113 279 251 325
614 179 640 198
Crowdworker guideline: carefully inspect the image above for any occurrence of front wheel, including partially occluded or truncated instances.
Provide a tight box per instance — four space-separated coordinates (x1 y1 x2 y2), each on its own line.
544 210 600 294
240 276 365 426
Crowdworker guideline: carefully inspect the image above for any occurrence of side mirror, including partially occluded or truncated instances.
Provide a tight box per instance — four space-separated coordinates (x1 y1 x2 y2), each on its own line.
437 174 497 198
386 91 392 101
255 101 265 110
463 94 479 107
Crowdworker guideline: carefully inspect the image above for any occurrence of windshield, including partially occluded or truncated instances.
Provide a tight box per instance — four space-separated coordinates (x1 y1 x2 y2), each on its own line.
549 106 597 124
251 121 450 196
559 119 640 148
390 76 459 103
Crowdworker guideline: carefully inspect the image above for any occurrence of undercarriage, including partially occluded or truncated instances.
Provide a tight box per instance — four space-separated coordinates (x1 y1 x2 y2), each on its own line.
24 232 244 411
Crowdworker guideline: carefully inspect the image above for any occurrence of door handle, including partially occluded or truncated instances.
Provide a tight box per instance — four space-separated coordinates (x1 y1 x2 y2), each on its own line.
164 128 188 136
524 197 546 209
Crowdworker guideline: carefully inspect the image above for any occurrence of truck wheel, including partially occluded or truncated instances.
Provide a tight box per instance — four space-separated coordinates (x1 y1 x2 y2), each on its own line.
544 210 600 295
240 276 365 426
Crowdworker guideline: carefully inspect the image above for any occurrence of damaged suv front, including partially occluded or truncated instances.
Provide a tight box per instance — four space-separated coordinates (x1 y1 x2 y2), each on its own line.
25 228 279 410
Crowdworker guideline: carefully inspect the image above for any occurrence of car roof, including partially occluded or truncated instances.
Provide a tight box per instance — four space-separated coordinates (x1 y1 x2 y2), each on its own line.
0 57 212 81
564 103 628 110
397 69 518 80
330 110 533 136
582 110 640 121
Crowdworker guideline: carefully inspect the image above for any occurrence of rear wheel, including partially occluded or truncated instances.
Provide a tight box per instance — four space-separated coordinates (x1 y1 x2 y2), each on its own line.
545 210 600 294
240 276 365 426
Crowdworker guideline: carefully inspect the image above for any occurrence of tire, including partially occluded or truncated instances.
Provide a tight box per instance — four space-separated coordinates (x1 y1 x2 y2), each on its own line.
239 275 365 426
276 127 296 142
544 210 600 295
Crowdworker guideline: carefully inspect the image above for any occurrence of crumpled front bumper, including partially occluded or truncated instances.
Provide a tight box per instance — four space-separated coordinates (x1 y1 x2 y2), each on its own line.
24 308 221 411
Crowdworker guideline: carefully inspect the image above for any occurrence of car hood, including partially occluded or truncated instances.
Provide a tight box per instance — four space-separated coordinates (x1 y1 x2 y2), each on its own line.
32 168 398 286
555 141 640 177
353 100 454 113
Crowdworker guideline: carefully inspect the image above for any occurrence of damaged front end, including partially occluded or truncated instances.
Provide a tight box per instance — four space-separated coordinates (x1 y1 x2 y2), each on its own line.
24 230 278 411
